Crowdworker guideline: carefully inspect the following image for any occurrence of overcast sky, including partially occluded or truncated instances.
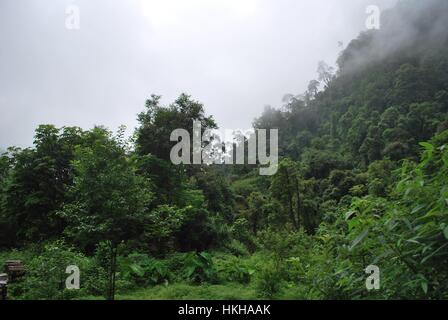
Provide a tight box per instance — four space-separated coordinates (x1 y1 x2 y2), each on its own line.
0 0 398 149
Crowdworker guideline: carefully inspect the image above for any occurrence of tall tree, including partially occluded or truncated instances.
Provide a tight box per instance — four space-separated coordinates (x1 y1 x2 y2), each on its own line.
1 125 83 245
136 93 217 161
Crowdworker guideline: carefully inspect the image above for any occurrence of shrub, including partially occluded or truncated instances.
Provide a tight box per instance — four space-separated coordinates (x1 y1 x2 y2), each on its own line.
255 260 283 299
214 255 255 284
11 241 96 300
120 253 170 287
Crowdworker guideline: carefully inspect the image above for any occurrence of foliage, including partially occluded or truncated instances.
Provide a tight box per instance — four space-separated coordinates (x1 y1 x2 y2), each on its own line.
214 255 255 284
255 260 284 299
5 241 97 300
181 252 217 284
120 253 169 287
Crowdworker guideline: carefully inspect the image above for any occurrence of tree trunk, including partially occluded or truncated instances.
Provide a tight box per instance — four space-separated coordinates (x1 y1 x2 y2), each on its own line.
111 246 117 301
284 169 298 230
107 243 118 301
252 216 258 235
296 177 302 229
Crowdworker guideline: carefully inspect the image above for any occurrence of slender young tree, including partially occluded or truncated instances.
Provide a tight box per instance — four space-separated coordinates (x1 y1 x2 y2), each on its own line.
60 127 152 300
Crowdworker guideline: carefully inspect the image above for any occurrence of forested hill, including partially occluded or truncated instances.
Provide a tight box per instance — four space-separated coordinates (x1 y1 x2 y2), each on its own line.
254 0 448 167
230 0 448 229
227 0 448 298
0 0 447 300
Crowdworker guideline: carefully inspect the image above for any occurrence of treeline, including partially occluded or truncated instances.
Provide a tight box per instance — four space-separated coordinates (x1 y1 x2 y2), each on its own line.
0 94 236 299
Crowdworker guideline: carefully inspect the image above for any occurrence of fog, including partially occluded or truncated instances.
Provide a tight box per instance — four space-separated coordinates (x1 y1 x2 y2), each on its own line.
0 0 398 148
339 0 448 74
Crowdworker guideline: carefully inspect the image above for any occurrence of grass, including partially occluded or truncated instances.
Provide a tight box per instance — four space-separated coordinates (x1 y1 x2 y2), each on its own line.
79 283 307 300
116 283 259 300
78 283 258 300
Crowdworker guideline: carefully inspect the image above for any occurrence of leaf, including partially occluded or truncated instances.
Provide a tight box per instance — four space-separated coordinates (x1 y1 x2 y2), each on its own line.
404 188 412 197
443 155 448 168
443 226 448 240
419 142 434 152
348 219 360 232
185 265 196 278
421 243 448 263
419 208 442 220
199 251 211 261
130 264 145 277
411 205 425 215
349 229 369 251
402 218 413 230
345 210 356 221
405 238 421 244
421 281 428 295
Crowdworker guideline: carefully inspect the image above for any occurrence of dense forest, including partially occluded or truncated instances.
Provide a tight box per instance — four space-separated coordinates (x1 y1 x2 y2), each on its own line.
1 0 448 300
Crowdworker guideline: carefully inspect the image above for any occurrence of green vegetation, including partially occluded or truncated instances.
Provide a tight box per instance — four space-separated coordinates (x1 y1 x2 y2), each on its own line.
1 0 448 300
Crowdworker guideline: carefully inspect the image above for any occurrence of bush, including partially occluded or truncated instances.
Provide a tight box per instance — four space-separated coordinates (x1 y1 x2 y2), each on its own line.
224 239 250 257
120 253 170 287
9 241 97 300
214 255 255 284
182 252 217 284
255 260 283 299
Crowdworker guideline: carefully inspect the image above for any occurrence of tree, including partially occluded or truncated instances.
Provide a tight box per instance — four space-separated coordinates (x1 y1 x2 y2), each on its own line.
246 192 267 235
176 206 222 252
307 80 320 99
0 151 13 248
60 127 152 300
317 61 335 87
270 159 301 231
270 159 318 234
136 154 185 207
1 125 84 245
193 168 235 222
135 94 217 161
141 205 184 255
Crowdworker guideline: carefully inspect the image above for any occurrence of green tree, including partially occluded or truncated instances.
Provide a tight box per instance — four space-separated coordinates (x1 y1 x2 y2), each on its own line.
246 192 267 235
2 126 84 245
60 127 152 300
136 94 217 161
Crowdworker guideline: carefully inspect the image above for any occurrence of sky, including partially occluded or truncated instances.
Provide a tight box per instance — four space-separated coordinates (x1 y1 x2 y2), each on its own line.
0 0 398 149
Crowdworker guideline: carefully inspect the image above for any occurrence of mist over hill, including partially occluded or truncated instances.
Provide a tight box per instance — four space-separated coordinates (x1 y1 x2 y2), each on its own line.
338 0 448 74
254 0 448 167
